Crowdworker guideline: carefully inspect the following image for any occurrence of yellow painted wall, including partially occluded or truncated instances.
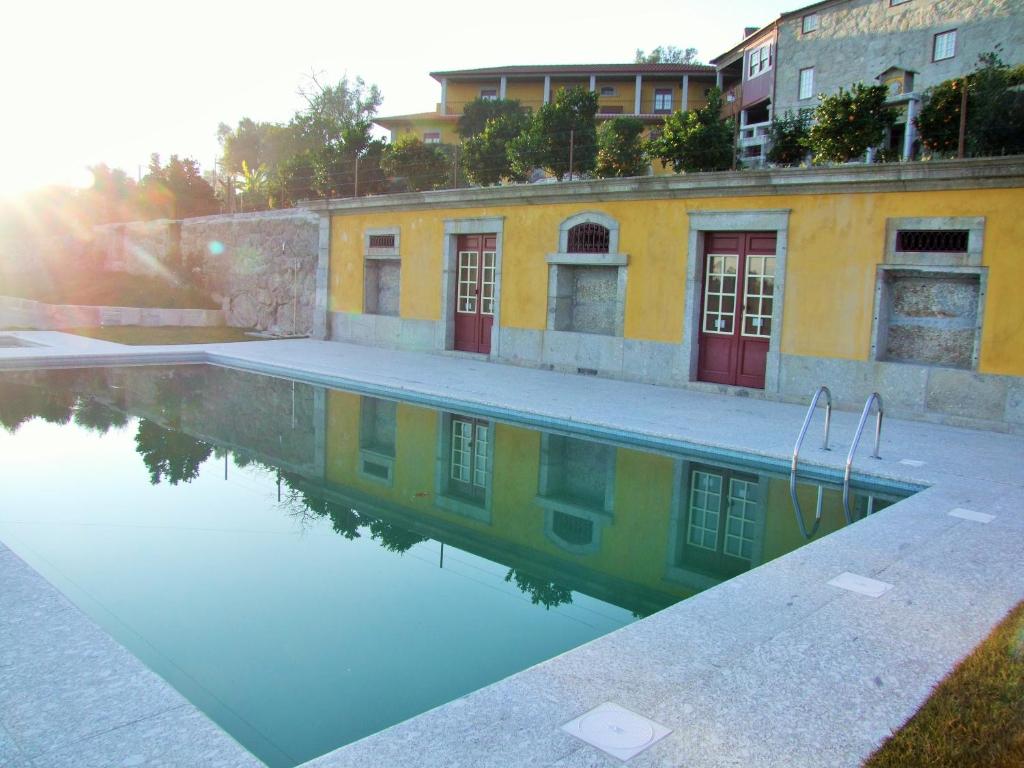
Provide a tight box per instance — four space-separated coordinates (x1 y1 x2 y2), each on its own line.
329 187 1024 376
504 80 545 112
387 118 460 145
444 81 500 114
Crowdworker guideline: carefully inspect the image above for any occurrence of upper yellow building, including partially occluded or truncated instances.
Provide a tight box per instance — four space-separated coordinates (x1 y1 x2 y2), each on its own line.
375 63 719 148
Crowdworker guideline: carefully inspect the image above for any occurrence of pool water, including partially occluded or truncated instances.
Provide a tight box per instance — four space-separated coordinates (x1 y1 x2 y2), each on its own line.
0 366 909 767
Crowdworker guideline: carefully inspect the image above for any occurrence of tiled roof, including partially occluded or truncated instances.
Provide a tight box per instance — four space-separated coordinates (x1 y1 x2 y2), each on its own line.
429 63 716 81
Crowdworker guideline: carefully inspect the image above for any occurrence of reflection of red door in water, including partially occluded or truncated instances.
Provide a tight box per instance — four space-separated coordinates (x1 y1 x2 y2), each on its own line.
697 232 776 389
453 234 496 353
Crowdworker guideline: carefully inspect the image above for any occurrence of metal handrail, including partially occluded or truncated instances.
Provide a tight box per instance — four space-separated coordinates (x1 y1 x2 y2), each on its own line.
790 386 832 540
842 392 884 522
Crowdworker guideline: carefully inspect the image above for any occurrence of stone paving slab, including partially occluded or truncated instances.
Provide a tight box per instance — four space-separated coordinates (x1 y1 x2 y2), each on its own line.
0 334 1022 768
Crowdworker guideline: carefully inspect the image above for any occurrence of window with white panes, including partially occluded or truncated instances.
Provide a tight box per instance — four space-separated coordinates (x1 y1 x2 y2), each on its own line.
480 250 496 315
748 44 772 78
423 131 441 144
723 478 760 560
742 254 775 338
802 13 818 33
798 67 815 100
933 30 956 61
654 88 673 112
687 471 722 551
702 254 738 334
480 89 498 101
457 251 478 313
450 418 489 490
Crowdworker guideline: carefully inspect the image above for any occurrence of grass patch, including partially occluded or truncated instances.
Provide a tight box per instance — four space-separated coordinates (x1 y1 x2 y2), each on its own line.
66 326 261 345
1 271 219 309
864 600 1024 768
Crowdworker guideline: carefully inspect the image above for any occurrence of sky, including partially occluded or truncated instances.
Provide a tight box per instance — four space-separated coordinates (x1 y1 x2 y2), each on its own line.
0 0 797 196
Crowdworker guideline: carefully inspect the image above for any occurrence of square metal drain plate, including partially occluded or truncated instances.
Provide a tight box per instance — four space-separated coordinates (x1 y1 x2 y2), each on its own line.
561 702 671 761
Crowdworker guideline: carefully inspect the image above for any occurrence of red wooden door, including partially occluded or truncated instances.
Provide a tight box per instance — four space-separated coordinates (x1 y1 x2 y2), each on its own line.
697 232 776 389
453 234 496 353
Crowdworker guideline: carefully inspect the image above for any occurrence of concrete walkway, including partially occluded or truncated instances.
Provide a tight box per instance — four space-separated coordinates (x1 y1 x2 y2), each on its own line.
1 332 1022 768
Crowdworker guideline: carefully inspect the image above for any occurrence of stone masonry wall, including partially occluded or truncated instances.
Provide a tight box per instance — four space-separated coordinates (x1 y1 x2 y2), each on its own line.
182 210 319 335
94 210 320 334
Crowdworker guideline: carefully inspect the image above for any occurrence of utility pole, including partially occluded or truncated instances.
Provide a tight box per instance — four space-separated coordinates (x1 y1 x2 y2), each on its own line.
568 128 575 181
957 77 968 159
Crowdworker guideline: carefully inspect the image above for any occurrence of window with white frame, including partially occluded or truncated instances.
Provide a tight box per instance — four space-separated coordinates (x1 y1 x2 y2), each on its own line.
801 13 818 33
798 67 815 100
480 88 498 101
423 131 441 144
933 30 956 61
687 470 722 551
747 43 772 79
741 254 775 338
654 88 673 113
600 85 616 97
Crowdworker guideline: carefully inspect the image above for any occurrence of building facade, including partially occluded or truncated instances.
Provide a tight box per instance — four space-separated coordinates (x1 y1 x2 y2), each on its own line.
303 158 1024 433
375 63 718 174
713 0 1024 164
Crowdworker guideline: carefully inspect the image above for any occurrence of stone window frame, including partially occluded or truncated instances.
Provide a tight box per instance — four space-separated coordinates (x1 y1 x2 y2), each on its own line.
681 210 791 392
545 211 628 337
884 216 984 268
439 217 505 354
535 432 616 555
665 460 768 591
433 411 495 524
870 216 988 370
363 227 401 317
358 396 397 486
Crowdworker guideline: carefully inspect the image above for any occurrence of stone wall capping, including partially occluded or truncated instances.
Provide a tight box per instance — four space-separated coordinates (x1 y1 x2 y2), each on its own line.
545 252 628 266
300 157 1024 215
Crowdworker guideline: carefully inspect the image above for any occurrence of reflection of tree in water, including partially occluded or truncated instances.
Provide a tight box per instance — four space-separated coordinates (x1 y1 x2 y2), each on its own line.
134 418 213 485
73 398 129 434
504 569 573 610
278 472 426 552
0 380 77 432
367 519 426 554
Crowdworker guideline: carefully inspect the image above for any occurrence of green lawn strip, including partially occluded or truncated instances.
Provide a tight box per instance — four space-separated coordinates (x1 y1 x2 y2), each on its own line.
1 271 219 309
65 326 261 345
864 600 1024 768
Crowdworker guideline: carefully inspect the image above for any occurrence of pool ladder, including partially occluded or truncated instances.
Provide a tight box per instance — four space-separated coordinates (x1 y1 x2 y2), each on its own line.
790 386 832 539
790 388 884 539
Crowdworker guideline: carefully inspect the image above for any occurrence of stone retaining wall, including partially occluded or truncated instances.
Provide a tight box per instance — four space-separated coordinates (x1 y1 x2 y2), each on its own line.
94 210 320 335
0 295 224 330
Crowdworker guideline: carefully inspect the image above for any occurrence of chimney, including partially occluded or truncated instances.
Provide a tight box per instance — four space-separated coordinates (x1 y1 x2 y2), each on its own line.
744 26 759 38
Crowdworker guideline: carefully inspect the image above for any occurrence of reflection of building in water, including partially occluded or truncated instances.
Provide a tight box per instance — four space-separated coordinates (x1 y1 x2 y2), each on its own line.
0 367 904 617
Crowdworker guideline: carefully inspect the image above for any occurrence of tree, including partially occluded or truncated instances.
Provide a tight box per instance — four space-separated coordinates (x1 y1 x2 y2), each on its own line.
138 154 218 219
808 83 894 164
291 73 382 154
381 136 449 191
457 98 527 139
462 111 531 185
634 46 700 65
504 569 573 609
766 110 812 166
83 164 138 223
509 86 599 180
134 419 213 486
595 117 649 178
649 88 735 173
915 52 1024 157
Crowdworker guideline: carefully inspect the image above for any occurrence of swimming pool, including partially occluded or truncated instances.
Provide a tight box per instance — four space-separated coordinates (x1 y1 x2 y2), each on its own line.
0 365 911 767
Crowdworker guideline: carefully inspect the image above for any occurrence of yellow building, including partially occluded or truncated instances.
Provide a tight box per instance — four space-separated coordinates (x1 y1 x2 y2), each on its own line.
374 63 719 174
304 157 1024 434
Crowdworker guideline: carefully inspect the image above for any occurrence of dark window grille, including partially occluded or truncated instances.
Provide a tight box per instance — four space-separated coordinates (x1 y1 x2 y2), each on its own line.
567 223 611 253
896 230 968 253
551 511 594 546
368 234 396 249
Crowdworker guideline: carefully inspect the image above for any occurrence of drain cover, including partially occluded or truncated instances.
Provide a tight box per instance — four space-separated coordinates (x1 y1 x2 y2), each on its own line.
562 702 671 761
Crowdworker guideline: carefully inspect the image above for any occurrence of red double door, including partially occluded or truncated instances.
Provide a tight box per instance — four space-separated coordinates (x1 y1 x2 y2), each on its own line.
453 234 496 354
697 232 776 389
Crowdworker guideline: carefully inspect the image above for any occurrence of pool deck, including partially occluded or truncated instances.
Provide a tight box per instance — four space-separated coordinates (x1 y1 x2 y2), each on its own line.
1 331 1022 768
